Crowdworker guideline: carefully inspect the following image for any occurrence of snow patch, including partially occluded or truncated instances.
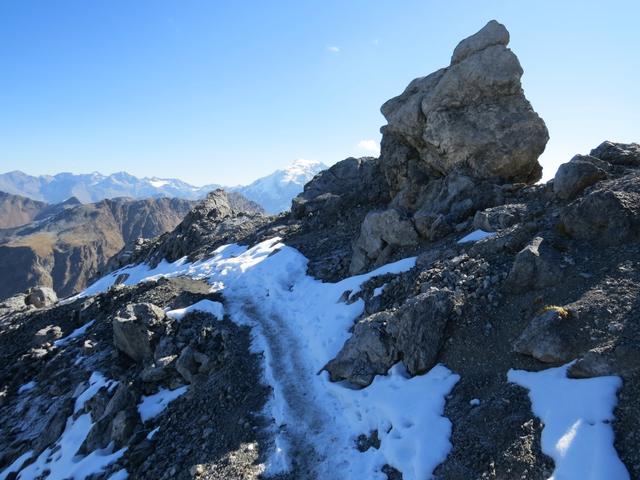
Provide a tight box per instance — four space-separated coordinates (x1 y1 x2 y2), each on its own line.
75 372 118 413
508 363 629 480
18 381 36 394
0 451 33 480
16 413 125 480
457 229 495 243
54 320 95 347
138 386 188 422
166 299 224 321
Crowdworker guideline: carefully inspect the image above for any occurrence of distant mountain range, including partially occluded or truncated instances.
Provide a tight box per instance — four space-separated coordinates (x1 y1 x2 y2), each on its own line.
0 159 327 214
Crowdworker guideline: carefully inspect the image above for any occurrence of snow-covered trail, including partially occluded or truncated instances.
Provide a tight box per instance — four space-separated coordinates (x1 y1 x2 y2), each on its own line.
78 238 460 479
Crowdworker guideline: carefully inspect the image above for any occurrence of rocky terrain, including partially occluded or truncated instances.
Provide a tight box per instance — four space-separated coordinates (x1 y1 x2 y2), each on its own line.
1 20 638 480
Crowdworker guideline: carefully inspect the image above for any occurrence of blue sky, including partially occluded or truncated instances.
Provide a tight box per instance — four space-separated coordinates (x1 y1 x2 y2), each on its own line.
1 1 638 185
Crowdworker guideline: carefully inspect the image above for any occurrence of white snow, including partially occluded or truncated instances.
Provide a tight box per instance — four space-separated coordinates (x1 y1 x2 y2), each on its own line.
80 238 459 478
166 299 224 321
16 413 126 480
146 427 160 440
107 469 129 480
138 386 188 422
373 283 387 297
457 229 496 243
54 320 95 347
18 381 36 394
148 179 169 188
75 372 118 413
0 451 32 480
469 398 480 407
508 363 629 480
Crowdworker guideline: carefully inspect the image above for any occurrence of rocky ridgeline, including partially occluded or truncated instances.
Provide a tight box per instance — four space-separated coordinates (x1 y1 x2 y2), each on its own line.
1 20 640 479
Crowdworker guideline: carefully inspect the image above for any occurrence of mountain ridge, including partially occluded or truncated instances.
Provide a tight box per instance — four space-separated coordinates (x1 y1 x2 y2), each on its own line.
0 159 327 213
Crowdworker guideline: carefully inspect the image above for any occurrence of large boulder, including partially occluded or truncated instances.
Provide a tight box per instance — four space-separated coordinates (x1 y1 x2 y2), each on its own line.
553 155 607 200
25 286 58 309
380 20 548 198
325 289 453 386
112 303 169 363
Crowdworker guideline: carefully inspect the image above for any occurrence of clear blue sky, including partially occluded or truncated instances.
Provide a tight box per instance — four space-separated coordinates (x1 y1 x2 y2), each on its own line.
1 1 638 185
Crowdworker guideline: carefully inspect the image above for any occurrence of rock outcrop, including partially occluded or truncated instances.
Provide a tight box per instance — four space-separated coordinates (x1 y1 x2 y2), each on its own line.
380 20 548 196
349 20 549 274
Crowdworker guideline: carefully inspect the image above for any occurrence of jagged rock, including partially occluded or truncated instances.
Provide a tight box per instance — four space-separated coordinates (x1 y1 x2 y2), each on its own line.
112 303 168 363
553 155 607 200
25 286 58 309
505 237 562 292
473 204 528 232
387 289 454 376
0 294 28 316
110 408 138 448
33 397 74 454
380 20 548 197
410 173 503 235
590 141 640 167
326 290 454 386
142 189 269 266
514 308 576 363
324 312 398 387
176 346 212 383
292 157 387 219
350 208 419 274
560 185 640 245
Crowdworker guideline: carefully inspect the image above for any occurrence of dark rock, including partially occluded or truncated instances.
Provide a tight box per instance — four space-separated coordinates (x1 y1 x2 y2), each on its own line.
560 186 640 245
553 155 607 200
590 141 640 167
505 237 562 292
473 204 528 232
324 312 398 387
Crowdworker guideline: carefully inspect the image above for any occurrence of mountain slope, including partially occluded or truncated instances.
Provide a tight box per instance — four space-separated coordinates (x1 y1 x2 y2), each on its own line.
0 160 326 214
0 197 195 299
232 159 327 213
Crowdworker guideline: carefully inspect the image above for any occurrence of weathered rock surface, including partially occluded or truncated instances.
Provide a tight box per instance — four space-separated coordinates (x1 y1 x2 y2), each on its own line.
514 308 576 363
112 303 169 363
553 155 607 200
590 140 640 167
505 237 562 292
326 289 453 386
380 20 548 194
25 286 58 309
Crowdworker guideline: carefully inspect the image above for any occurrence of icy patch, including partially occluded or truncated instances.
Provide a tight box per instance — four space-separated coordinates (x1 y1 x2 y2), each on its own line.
54 320 95 347
166 299 224 321
75 372 118 413
508 363 629 480
146 427 160 440
457 229 495 243
18 381 36 394
138 386 188 422
15 413 125 480
373 283 387 297
0 451 32 480
107 469 129 480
